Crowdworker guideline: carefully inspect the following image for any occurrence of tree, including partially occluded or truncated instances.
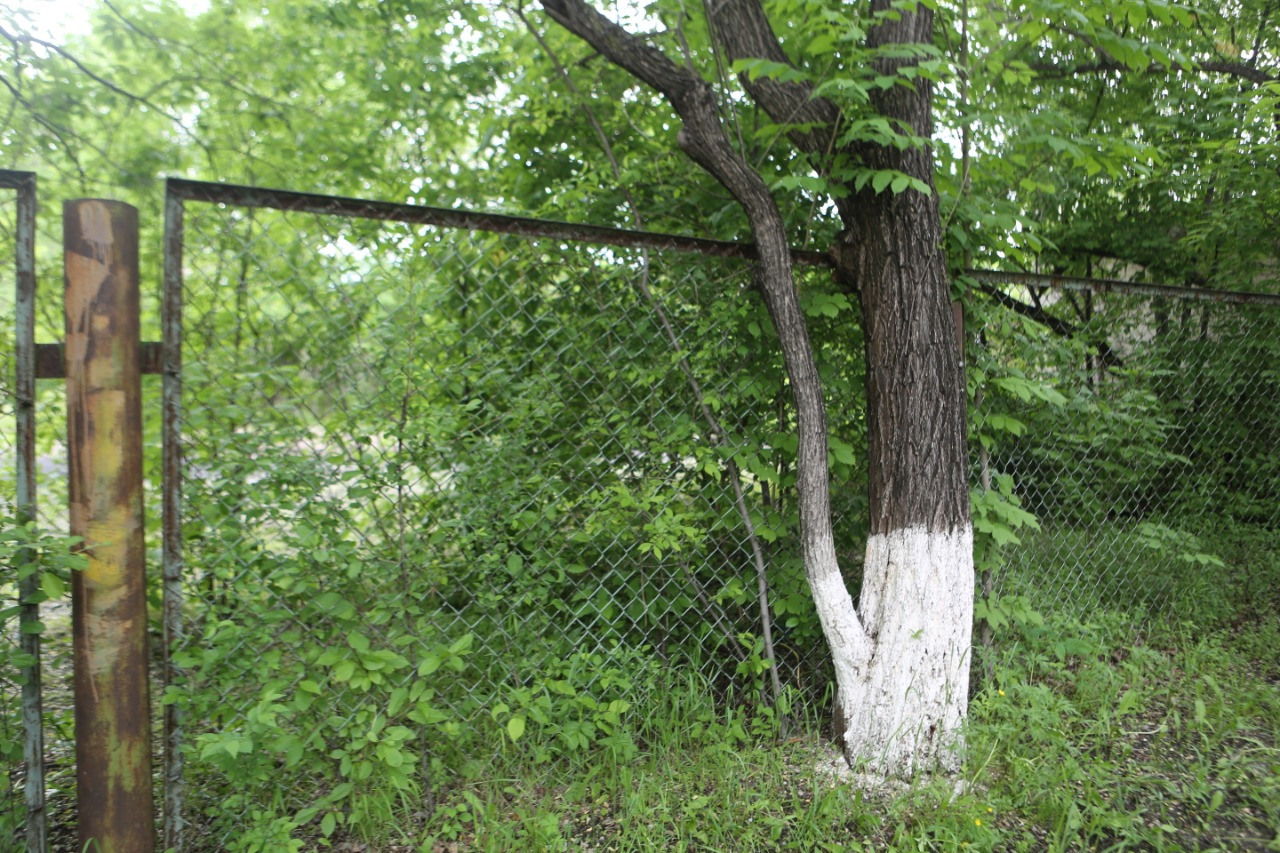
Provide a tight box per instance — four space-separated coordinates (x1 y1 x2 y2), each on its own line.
539 0 973 777
4 0 1276 791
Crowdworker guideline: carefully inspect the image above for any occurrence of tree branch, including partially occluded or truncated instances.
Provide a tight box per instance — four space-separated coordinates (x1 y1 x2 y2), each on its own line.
975 281 1077 337
975 282 1123 368
539 0 871 666
704 0 841 158
0 24 184 123
1029 51 1275 86
516 3 786 711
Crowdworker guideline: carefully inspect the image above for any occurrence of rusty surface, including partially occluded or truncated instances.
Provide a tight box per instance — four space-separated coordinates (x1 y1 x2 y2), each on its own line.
165 177 834 267
8 170 46 853
161 189 185 853
64 199 156 853
34 341 162 379
164 179 1280 308
0 168 36 190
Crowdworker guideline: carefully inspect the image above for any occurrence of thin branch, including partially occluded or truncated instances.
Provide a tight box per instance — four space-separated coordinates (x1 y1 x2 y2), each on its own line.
974 282 1123 368
705 0 842 158
1248 2 1274 65
540 0 872 680
514 5 644 224
518 2 784 712
0 24 184 123
974 281 1078 337
0 71 91 183
1029 53 1276 86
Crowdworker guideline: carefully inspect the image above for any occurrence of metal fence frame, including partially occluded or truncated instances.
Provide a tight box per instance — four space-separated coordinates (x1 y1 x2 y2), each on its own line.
157 176 1280 850
158 177 843 849
2 168 44 853
3 172 1277 850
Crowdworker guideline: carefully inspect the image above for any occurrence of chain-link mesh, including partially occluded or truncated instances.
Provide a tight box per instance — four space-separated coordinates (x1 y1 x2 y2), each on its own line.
0 178 1267 848
970 285 1280 621
166 191 1280 847
169 198 869 847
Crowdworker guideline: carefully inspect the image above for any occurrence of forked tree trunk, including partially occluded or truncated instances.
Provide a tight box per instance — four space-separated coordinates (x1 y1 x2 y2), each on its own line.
542 0 973 779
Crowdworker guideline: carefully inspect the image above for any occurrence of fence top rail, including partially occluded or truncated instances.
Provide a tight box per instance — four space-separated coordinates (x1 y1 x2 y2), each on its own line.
966 269 1280 308
165 177 833 266
165 177 1280 308
0 169 36 190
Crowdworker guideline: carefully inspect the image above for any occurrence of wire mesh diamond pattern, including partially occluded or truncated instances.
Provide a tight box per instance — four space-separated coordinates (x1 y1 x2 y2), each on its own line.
170 199 838 844
970 286 1280 620
159 194 1280 847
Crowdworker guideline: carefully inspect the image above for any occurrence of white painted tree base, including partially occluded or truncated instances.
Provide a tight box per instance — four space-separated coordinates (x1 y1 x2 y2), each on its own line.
812 740 970 799
834 525 974 778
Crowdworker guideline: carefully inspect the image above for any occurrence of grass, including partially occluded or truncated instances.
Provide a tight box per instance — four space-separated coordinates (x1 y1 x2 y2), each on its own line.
31 524 1280 852
393 543 1280 853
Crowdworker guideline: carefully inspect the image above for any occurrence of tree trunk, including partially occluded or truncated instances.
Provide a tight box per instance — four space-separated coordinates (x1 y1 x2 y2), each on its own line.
834 3 974 776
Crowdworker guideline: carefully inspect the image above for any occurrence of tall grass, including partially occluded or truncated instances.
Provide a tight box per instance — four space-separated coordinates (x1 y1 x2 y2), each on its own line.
400 524 1279 852
400 608 1276 851
174 520 1278 851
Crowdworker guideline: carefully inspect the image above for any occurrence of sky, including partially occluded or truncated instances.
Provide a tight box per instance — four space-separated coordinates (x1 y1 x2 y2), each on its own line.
16 0 208 43
17 0 103 41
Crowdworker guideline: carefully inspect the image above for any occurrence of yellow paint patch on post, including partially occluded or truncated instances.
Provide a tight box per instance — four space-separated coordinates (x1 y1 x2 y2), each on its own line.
64 198 155 853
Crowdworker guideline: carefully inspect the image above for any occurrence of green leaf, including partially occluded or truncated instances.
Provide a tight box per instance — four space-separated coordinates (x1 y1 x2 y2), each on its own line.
388 686 409 716
728 58 811 84
39 572 65 600
506 715 526 742
332 659 356 682
417 652 441 676
829 437 857 466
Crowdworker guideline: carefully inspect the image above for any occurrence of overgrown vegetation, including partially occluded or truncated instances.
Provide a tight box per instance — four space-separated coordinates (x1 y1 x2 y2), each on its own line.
345 540 1280 853
2 0 1279 848
176 544 1277 853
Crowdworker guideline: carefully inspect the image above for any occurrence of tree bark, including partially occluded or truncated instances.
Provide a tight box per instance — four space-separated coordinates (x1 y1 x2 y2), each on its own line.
836 2 973 775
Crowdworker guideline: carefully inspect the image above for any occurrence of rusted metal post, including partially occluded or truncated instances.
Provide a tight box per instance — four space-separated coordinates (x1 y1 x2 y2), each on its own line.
64 199 155 853
161 186 186 852
7 169 47 853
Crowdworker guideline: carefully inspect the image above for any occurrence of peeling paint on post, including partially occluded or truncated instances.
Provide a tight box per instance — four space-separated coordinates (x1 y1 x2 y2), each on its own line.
64 199 156 853
6 168 46 853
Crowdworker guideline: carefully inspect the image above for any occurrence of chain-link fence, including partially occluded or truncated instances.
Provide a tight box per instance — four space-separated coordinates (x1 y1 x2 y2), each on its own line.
162 182 1280 849
164 182 871 849
3 174 1278 850
969 277 1280 626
